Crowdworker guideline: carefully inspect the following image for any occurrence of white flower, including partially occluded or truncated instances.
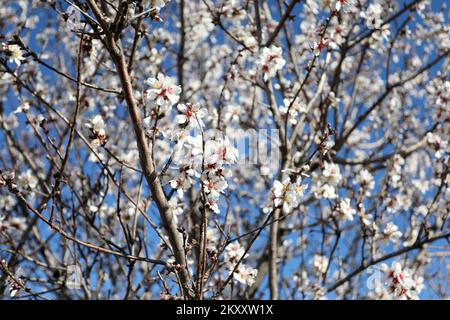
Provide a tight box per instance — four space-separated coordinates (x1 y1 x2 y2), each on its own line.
232 264 258 286
0 215 9 232
322 162 342 185
86 115 106 132
185 134 204 156
149 0 169 9
382 222 402 244
176 103 205 128
279 98 306 125
169 174 192 198
3 44 25 66
0 195 17 211
178 134 239 214
224 242 257 286
313 254 329 274
359 210 373 227
206 227 220 245
328 92 340 108
335 0 355 12
320 184 338 199
361 3 384 30
9 217 27 230
380 262 419 300
436 80 450 108
223 104 241 123
425 132 447 158
336 198 355 221
206 198 220 214
273 179 287 198
17 170 38 189
272 177 307 213
273 178 290 210
203 175 228 199
224 242 247 262
145 73 181 109
13 102 30 114
85 115 107 146
426 132 441 146
375 24 391 42
311 38 328 56
355 169 374 190
257 46 286 81
204 137 238 167
168 196 184 219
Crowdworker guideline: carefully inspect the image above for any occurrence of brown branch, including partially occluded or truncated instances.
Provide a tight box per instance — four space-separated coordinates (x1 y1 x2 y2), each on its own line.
265 0 300 47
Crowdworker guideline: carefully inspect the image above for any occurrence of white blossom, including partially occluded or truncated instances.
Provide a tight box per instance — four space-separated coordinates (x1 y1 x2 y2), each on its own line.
336 198 356 221
145 73 181 109
361 3 384 30
322 162 342 186
3 43 25 66
380 262 420 300
256 46 286 81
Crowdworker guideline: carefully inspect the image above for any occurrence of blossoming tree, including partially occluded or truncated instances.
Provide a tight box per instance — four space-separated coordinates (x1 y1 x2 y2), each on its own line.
0 0 448 300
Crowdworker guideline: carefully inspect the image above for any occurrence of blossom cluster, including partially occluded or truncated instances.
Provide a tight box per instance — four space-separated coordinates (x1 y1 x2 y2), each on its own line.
313 162 342 200
85 115 107 147
256 45 286 81
200 137 238 213
380 262 421 300
224 242 258 286
264 176 308 214
143 72 238 214
145 73 182 114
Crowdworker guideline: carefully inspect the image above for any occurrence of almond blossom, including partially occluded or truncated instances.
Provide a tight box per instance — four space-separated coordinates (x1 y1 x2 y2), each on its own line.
2 43 25 66
268 177 308 213
85 115 107 147
224 243 257 287
335 198 356 221
322 162 342 186
0 0 449 301
176 103 206 128
313 254 329 274
17 170 38 190
256 45 286 81
378 222 403 244
232 264 258 286
145 73 181 109
335 0 355 13
380 262 420 300
360 3 384 30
